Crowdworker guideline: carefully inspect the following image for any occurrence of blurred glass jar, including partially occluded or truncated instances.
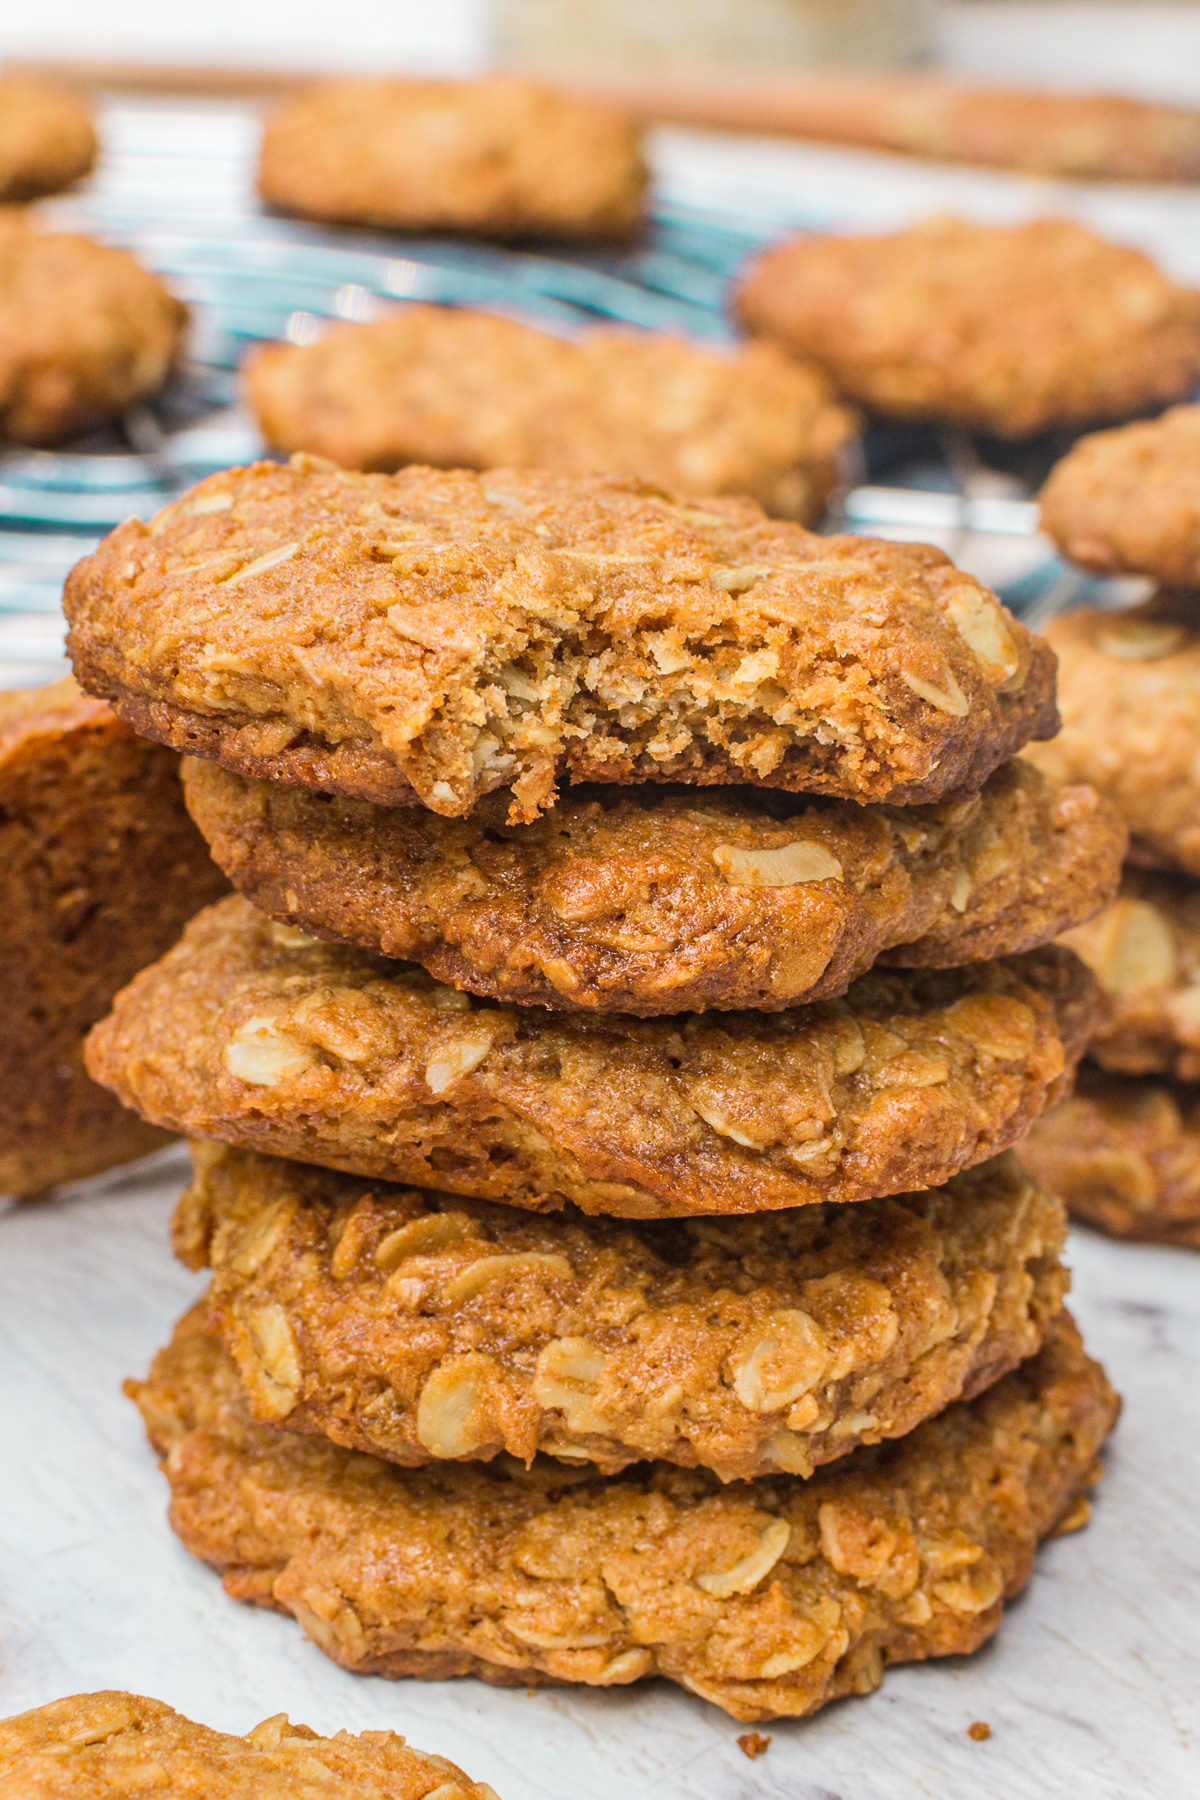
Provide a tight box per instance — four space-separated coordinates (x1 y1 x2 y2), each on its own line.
491 0 939 76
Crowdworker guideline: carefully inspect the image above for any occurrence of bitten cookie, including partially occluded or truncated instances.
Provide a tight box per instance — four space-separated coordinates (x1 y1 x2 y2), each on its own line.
179 1142 1068 1482
0 216 186 444
129 1307 1117 1723
245 307 856 523
736 216 1200 439
1040 405 1200 586
1025 602 1200 877
0 76 96 202
1020 1068 1200 1247
64 460 1058 820
182 757 1123 1015
0 679 226 1197
258 76 647 241
85 895 1096 1220
1060 868 1200 1081
0 1691 498 1800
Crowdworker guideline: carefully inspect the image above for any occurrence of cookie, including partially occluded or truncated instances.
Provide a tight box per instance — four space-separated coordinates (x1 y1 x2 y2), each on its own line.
181 756 1123 1015
1020 1068 1200 1247
64 460 1058 821
736 216 1200 439
0 679 226 1197
129 1306 1116 1723
0 76 96 202
245 307 856 524
0 216 186 444
85 894 1096 1220
1024 602 1200 877
1060 868 1200 1081
0 1691 498 1800
179 1140 1067 1482
1040 405 1200 586
258 76 647 241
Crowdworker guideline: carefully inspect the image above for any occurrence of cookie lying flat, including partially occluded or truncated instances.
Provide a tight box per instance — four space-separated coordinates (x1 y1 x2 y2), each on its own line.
182 757 1123 1015
0 679 226 1197
64 460 1057 820
0 76 96 202
1024 603 1200 877
129 1307 1116 1723
0 217 186 444
736 216 1200 439
1020 1069 1200 1247
85 895 1095 1219
0 1691 498 1800
1040 405 1200 586
1060 869 1200 1081
259 76 647 241
181 1141 1067 1482
245 307 856 524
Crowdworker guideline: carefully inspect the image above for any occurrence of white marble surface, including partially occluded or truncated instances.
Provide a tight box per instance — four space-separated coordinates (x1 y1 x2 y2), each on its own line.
1 1150 1197 1798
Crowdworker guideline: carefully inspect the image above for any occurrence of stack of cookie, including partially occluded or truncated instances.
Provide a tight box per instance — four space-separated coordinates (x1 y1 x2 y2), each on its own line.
65 457 1121 1723
1022 410 1200 1246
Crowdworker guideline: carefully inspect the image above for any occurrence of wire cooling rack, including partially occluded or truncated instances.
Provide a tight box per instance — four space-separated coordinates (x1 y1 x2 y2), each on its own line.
0 95 1145 689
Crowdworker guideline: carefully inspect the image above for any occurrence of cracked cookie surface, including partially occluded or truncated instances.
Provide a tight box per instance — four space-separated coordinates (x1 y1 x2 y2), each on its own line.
180 1141 1068 1482
258 76 647 241
64 460 1057 820
0 1691 498 1800
129 1307 1117 1723
1040 405 1200 586
85 895 1096 1219
737 216 1200 439
182 757 1123 1015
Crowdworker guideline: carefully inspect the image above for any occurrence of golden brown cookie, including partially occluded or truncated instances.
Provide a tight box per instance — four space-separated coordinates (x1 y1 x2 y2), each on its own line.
245 307 856 524
1040 405 1200 586
85 894 1096 1220
1020 1067 1200 1247
182 756 1123 1015
64 460 1058 821
0 217 186 444
1025 602 1200 877
129 1306 1117 1723
180 1141 1067 1482
0 1691 499 1800
0 76 96 202
0 679 226 1197
258 76 647 241
736 216 1200 439
1060 868 1200 1080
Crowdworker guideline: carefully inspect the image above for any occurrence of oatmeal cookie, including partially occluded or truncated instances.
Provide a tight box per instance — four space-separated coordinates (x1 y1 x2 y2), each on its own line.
245 307 856 524
1060 868 1200 1081
64 460 1057 820
258 76 647 241
0 76 96 202
0 679 226 1197
129 1306 1117 1723
1020 1068 1200 1247
0 1691 498 1800
182 757 1123 1015
85 895 1096 1220
1024 602 1200 877
1040 406 1200 586
0 217 186 444
180 1140 1067 1482
736 216 1200 439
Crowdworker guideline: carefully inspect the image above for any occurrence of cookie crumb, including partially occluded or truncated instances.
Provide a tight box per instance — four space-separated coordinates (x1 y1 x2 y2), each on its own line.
737 1732 772 1759
967 1721 992 1742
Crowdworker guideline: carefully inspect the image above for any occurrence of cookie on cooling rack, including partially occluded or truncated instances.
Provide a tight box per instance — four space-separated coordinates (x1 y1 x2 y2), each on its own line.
1041 405 1200 586
129 1305 1116 1722
0 75 96 202
736 216 1200 439
258 75 647 241
0 216 186 444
